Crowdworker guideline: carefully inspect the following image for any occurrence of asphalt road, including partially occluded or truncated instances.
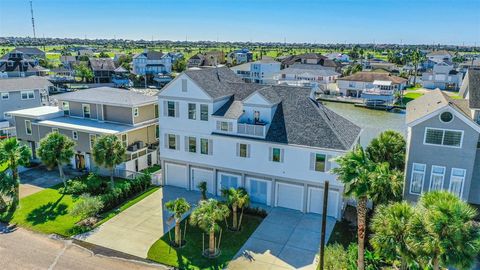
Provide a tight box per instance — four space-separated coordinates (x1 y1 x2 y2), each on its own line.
0 223 168 270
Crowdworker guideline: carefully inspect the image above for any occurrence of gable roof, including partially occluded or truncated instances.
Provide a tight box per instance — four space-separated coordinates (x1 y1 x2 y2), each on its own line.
89 58 116 71
12 47 45 56
338 72 407 84
0 76 53 92
133 50 164 60
459 68 480 109
53 87 157 107
182 67 244 99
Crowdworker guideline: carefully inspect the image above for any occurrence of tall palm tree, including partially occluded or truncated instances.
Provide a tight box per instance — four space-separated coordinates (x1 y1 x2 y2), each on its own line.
371 202 416 270
92 135 126 187
366 130 406 171
369 163 404 206
332 144 374 270
165 198 191 247
221 187 250 231
190 199 230 257
408 191 480 270
0 138 31 208
37 132 75 188
410 49 423 87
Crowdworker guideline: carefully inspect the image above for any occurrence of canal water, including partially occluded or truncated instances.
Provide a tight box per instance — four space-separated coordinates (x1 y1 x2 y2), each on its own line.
322 101 407 147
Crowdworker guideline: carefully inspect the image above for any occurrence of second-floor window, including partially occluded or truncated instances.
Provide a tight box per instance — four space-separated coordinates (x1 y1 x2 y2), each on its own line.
167 101 176 117
429 165 445 191
449 168 466 198
270 147 284 163
237 143 249 158
187 136 196 153
25 120 32 135
21 91 35 100
89 134 97 149
154 104 159 118
200 138 212 155
200 104 209 121
168 134 177 150
155 125 159 140
424 128 463 148
410 163 426 195
121 134 128 148
314 153 326 172
188 103 196 120
62 101 70 116
1 92 9 100
82 104 91 118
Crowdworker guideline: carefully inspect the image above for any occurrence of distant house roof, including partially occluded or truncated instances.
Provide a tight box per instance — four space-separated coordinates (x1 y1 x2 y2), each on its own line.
53 87 157 107
133 50 165 60
60 55 76 62
406 89 473 124
174 67 361 150
89 58 116 71
338 72 407 84
459 68 480 109
0 76 52 92
12 47 45 57
277 64 340 77
426 50 452 57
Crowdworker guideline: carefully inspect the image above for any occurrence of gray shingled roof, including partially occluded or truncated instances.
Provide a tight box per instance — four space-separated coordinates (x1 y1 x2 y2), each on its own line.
54 87 157 107
89 58 116 71
0 76 52 92
459 68 480 109
338 72 407 84
133 50 164 60
183 67 244 99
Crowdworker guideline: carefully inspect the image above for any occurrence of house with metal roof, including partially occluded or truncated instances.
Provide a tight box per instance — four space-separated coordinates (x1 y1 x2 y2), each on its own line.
8 87 160 176
157 67 362 219
404 68 480 205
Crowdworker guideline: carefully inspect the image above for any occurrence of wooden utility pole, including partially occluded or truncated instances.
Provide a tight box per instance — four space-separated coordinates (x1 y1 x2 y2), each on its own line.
317 180 329 270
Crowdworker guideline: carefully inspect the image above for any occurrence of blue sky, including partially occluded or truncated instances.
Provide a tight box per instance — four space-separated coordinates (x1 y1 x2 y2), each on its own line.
0 0 479 45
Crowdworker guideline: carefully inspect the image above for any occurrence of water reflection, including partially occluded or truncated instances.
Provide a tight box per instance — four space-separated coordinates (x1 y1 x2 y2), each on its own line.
322 101 407 147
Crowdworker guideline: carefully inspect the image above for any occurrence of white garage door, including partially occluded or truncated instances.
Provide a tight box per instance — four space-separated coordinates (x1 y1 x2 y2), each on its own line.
191 168 214 194
307 187 339 218
165 163 188 189
276 182 304 211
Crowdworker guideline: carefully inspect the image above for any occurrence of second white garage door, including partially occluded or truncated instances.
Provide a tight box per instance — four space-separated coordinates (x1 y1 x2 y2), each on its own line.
275 182 304 212
165 163 188 189
307 187 339 219
191 167 214 194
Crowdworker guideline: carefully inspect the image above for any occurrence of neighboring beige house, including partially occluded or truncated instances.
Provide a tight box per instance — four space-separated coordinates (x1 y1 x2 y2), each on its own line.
8 87 159 176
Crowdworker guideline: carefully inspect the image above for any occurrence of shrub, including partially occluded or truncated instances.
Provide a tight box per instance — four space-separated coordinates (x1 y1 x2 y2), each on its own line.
243 206 268 218
99 173 151 212
324 244 349 270
71 194 104 219
61 173 110 196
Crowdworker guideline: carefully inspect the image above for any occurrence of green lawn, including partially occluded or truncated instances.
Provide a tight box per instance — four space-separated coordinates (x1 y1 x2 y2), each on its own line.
402 92 423 104
147 214 263 269
141 164 161 174
1 187 82 236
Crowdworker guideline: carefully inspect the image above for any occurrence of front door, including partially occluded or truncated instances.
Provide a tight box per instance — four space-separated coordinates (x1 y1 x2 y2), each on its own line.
75 154 85 170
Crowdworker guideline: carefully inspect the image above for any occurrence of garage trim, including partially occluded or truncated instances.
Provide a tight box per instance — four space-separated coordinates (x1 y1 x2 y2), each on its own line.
306 186 339 218
275 181 305 212
165 162 188 189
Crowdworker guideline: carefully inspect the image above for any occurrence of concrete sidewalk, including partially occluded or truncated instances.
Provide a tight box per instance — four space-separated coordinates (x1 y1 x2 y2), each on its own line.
228 208 336 270
76 186 203 258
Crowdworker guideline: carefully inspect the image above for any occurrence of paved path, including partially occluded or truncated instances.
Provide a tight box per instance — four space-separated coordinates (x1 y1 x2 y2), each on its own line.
77 186 202 258
228 208 336 270
0 223 166 270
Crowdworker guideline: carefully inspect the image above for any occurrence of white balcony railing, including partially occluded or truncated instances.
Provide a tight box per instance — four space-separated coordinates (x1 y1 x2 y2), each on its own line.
237 123 265 137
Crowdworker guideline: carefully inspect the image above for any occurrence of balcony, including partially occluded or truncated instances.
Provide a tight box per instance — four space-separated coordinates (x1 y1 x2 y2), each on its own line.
362 88 394 96
237 122 266 137
124 142 158 161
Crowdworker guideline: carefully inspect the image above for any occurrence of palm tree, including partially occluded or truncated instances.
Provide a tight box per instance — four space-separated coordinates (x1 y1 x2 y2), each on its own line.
92 135 126 187
371 202 416 270
190 199 230 257
410 49 423 87
369 163 404 206
165 198 191 247
197 181 208 201
0 172 15 211
408 191 480 270
221 187 250 231
0 138 31 207
331 144 374 270
37 132 75 188
366 130 406 170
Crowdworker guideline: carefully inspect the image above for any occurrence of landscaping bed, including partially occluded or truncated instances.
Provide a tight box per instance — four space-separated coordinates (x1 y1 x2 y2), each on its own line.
147 213 263 270
1 173 155 237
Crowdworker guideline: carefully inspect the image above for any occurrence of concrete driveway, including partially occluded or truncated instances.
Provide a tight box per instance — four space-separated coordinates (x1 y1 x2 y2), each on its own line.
18 166 73 198
76 186 203 258
228 208 336 270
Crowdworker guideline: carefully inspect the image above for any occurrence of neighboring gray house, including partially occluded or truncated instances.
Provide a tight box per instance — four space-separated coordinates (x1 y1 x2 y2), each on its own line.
8 87 160 174
0 76 51 135
404 69 480 205
422 62 463 91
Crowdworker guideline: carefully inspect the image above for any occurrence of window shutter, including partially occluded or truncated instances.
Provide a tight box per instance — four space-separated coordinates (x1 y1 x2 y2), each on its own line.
175 135 180 150
247 144 251 158
216 121 221 131
236 143 239 157
325 154 331 171
280 149 285 163
164 133 168 148
228 122 233 132
268 147 273 161
163 101 167 116
184 136 189 152
310 153 316 171
175 102 180 117
208 139 213 155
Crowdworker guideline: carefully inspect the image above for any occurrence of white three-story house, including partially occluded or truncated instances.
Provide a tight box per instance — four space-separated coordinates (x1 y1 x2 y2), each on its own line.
158 67 361 219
